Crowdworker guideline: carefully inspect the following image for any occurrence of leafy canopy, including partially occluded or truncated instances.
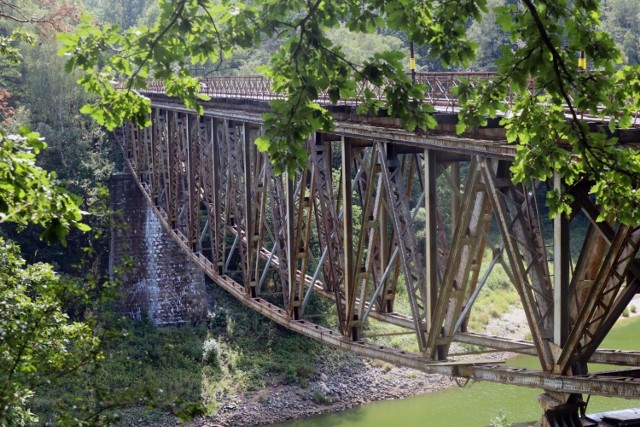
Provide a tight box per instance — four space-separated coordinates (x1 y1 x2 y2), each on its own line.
0 127 89 245
0 238 100 425
60 0 640 223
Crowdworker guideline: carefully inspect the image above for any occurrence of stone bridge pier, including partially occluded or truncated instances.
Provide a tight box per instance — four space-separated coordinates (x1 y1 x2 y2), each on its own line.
109 172 207 325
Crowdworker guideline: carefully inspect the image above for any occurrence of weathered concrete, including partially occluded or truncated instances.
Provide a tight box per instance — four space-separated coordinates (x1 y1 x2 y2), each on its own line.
109 172 207 324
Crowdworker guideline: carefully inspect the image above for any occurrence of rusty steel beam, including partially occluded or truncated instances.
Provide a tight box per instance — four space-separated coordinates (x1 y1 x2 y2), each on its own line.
342 138 359 339
187 115 201 251
479 157 555 371
378 142 429 352
150 108 164 206
242 122 255 296
553 171 570 348
118 137 640 398
120 101 640 407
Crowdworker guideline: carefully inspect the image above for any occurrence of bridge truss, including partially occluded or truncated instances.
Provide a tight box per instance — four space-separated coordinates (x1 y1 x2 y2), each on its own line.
118 77 640 423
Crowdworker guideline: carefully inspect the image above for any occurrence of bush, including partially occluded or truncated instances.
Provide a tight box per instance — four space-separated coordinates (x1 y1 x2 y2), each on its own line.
203 338 220 368
490 411 511 427
313 391 332 405
631 305 637 313
296 364 318 380
285 364 297 383
623 308 630 318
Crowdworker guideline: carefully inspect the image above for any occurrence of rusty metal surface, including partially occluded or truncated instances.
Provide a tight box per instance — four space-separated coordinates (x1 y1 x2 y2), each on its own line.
118 133 640 398
143 73 499 111
118 102 640 406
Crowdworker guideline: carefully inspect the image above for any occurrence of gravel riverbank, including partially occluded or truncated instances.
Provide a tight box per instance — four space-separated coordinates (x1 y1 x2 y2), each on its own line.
157 296 640 427
180 360 455 427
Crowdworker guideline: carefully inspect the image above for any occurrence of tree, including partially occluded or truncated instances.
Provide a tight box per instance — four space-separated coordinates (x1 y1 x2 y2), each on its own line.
0 237 99 425
0 2 102 422
60 0 640 224
0 127 89 245
602 0 640 65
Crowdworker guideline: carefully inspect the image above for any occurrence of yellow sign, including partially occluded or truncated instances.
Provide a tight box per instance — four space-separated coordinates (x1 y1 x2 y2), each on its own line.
578 51 586 71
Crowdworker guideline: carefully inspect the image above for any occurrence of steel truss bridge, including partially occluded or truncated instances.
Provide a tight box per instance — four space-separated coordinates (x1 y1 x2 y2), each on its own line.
120 72 640 425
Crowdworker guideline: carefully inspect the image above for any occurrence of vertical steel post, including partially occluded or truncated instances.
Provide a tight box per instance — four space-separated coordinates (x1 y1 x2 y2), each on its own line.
285 172 297 317
342 137 358 340
424 149 438 331
243 123 256 297
553 171 570 348
451 162 460 226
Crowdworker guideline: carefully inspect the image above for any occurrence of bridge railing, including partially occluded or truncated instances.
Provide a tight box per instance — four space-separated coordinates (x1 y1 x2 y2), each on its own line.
139 73 637 123
138 72 529 113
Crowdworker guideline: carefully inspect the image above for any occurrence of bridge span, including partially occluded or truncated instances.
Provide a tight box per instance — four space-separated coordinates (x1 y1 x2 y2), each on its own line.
118 73 640 425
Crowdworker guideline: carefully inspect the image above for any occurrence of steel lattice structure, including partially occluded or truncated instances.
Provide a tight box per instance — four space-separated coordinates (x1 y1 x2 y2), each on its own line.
118 76 640 425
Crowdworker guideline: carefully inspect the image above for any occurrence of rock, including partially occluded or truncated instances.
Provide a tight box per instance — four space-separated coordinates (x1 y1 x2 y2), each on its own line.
318 381 331 395
320 372 328 382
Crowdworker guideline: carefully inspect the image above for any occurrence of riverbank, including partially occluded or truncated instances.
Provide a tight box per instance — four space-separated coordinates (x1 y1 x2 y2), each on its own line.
203 360 455 426
181 298 640 426
124 290 640 427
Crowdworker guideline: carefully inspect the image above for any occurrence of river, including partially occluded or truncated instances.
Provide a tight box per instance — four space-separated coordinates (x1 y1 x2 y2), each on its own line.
274 317 640 427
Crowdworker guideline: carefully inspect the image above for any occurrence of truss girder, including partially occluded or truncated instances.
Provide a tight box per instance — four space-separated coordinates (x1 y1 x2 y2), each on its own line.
428 159 492 357
268 166 290 308
557 222 640 372
310 135 346 331
377 142 429 351
119 107 640 403
199 117 218 263
479 157 555 370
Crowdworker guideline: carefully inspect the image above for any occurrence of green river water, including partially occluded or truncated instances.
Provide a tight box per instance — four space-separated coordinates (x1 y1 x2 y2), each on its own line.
274 317 640 427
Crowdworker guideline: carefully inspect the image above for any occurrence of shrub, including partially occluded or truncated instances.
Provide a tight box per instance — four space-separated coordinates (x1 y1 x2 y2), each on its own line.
490 411 511 427
285 364 297 383
313 391 332 405
203 338 220 368
631 305 637 314
296 364 318 380
623 308 630 318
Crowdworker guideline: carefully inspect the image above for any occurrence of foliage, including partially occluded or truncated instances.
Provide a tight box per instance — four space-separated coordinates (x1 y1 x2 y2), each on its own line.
490 411 512 427
0 127 89 245
454 1 640 224
59 0 640 224
30 316 207 424
0 2 121 423
0 238 99 424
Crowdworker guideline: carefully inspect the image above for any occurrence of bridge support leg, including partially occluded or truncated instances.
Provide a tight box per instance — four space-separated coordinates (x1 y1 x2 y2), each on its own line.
109 172 207 324
350 314 361 342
